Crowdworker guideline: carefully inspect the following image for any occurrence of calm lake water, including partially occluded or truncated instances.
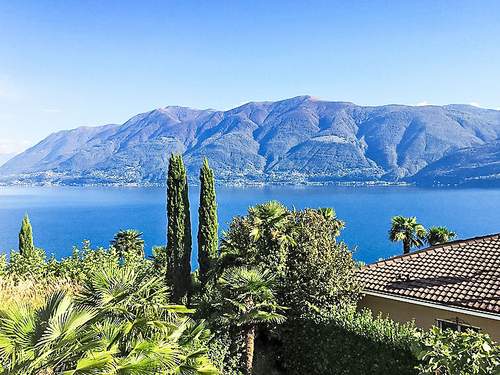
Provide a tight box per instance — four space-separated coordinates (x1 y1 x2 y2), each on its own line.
0 185 499 265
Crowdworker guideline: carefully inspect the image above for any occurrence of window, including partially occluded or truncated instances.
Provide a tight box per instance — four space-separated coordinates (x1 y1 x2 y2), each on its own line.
436 318 480 333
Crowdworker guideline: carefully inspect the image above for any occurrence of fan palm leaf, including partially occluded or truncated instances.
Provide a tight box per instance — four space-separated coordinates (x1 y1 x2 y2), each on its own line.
0 262 217 374
389 216 427 254
426 226 456 246
216 266 285 374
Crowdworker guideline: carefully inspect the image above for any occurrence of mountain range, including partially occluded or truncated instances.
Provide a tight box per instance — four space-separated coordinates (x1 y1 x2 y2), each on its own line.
1 96 500 186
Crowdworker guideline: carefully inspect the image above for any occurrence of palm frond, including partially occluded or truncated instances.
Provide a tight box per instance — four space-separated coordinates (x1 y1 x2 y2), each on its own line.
62 351 114 375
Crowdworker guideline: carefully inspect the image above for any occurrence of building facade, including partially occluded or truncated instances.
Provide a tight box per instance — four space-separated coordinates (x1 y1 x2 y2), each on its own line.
358 234 500 340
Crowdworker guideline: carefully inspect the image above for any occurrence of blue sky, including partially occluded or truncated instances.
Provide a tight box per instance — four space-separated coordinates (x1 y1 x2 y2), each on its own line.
1 0 499 156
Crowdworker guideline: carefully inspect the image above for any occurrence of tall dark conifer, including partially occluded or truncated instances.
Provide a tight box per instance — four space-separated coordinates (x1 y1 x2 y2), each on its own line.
197 158 218 286
18 214 34 256
166 154 192 302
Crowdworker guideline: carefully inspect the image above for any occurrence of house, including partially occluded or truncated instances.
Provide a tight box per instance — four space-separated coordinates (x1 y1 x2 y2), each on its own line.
358 233 500 341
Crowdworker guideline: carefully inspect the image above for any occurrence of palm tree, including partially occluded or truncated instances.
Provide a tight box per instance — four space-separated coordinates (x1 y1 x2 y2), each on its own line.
426 226 456 246
218 201 293 279
0 262 218 374
110 229 145 259
217 267 286 375
247 201 294 275
76 261 217 374
0 291 101 374
247 201 290 242
388 216 427 254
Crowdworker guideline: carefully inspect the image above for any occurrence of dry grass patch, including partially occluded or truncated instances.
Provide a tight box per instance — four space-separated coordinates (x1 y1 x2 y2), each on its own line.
0 276 80 308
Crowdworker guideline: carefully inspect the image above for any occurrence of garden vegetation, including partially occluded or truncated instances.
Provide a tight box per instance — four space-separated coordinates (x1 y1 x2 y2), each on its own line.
0 155 498 375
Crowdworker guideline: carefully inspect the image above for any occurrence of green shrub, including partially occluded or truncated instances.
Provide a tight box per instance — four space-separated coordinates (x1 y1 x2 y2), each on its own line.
220 204 361 315
53 242 120 281
415 327 500 375
6 247 47 279
4 241 119 281
281 209 361 314
207 330 245 375
280 306 420 375
0 254 7 276
214 203 362 374
49 240 151 282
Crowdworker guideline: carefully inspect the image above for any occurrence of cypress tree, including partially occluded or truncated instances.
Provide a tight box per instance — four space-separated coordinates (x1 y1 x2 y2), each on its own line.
18 214 35 256
197 158 218 286
166 154 192 302
181 156 192 298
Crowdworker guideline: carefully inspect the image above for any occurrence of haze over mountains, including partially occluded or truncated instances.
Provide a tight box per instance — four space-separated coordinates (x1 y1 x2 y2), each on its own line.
1 96 500 186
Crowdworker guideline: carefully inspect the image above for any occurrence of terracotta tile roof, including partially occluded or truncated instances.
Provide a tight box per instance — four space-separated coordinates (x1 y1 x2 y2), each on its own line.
358 233 500 315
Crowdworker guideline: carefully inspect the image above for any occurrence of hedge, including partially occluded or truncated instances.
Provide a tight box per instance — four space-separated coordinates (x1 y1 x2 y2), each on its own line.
280 306 420 375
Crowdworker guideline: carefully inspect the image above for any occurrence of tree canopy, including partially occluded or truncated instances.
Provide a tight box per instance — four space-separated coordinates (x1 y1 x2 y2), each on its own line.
198 158 218 287
388 216 427 254
18 214 35 256
166 154 192 303
426 226 456 246
219 202 360 314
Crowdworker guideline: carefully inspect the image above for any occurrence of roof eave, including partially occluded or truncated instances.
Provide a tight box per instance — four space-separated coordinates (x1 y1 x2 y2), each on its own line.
362 289 500 321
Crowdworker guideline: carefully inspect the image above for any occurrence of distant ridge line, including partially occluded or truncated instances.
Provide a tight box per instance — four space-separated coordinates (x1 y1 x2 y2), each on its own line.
1 96 499 187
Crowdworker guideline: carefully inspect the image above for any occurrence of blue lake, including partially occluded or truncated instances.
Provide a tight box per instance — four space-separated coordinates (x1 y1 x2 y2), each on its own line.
0 185 499 265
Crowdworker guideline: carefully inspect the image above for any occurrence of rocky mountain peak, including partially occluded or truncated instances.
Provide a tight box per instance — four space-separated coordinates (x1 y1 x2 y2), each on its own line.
1 97 499 186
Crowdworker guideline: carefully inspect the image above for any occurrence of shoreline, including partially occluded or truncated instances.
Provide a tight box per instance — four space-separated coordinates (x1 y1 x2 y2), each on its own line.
0 180 414 188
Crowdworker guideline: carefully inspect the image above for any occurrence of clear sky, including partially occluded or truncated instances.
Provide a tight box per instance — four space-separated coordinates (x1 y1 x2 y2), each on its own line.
1 0 499 156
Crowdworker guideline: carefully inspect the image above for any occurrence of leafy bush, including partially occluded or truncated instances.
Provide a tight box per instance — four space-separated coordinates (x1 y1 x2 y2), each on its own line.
281 208 361 314
52 241 121 281
196 282 241 374
0 254 6 276
280 306 420 375
212 203 362 374
207 330 245 375
415 327 500 375
2 241 107 281
220 203 361 314
6 247 47 279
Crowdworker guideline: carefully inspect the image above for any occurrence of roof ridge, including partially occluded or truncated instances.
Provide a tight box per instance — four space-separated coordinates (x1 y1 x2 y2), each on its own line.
364 232 500 269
